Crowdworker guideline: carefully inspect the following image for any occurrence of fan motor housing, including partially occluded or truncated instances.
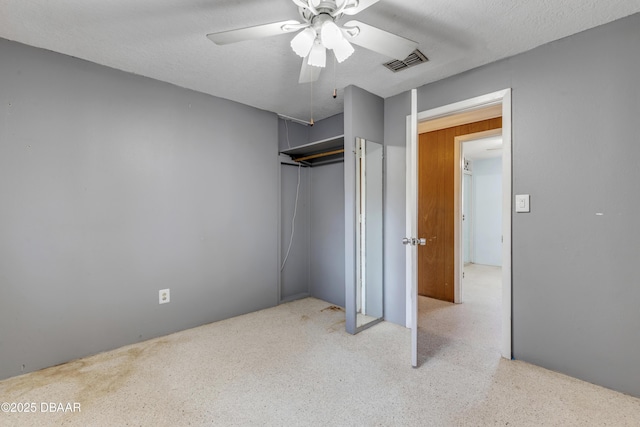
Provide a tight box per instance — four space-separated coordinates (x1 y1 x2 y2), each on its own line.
299 1 344 22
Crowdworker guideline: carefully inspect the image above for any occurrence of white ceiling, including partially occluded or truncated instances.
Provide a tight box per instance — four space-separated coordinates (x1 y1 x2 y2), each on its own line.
464 135 502 160
2 0 640 122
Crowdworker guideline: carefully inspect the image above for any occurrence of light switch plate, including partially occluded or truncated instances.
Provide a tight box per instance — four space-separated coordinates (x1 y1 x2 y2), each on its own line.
515 194 530 213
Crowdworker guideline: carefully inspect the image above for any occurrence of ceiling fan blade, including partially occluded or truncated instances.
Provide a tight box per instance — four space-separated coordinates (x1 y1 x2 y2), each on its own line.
293 0 319 15
342 0 381 16
299 58 322 84
207 20 301 45
342 20 417 60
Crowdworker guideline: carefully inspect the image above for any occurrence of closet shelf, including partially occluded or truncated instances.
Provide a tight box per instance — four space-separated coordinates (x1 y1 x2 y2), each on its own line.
280 135 344 166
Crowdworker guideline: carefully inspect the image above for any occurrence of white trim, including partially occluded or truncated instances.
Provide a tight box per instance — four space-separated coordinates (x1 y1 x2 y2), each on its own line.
460 171 476 268
405 89 512 360
357 138 367 315
461 171 476 266
501 90 512 360
453 136 461 303
465 172 474 266
355 139 362 314
277 155 282 304
415 91 506 123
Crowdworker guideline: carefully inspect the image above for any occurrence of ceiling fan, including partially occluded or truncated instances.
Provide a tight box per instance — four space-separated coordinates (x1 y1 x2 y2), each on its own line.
206 0 418 84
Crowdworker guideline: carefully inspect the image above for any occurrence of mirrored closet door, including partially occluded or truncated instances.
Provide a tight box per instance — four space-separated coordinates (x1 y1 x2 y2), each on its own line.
354 137 383 332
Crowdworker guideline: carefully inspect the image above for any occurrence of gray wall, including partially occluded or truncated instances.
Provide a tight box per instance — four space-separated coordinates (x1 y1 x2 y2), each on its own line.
278 119 310 152
473 157 502 266
0 39 279 380
309 162 345 306
384 13 640 396
344 85 384 333
280 164 310 301
310 113 344 142
383 91 412 327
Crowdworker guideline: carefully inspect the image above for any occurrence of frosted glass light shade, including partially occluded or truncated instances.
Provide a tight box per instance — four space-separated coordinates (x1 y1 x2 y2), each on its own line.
321 21 343 49
333 38 355 63
290 28 317 58
308 41 326 68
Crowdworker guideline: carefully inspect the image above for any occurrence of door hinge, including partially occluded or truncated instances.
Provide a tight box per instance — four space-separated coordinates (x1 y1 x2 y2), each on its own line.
355 143 362 158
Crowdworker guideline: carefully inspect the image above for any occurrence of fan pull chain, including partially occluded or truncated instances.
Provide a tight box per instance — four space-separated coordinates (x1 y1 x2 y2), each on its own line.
309 78 314 126
333 55 337 99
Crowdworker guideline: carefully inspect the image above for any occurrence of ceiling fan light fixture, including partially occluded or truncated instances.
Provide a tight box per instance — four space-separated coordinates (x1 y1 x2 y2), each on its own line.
206 0 417 84
320 20 343 49
308 41 326 68
333 38 355 63
290 27 317 58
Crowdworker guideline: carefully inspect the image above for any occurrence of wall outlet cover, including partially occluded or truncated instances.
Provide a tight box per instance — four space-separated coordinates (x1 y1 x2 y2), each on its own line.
159 289 170 304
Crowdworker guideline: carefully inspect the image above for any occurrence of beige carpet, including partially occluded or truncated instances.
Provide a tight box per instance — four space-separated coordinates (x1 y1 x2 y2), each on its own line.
1 267 639 426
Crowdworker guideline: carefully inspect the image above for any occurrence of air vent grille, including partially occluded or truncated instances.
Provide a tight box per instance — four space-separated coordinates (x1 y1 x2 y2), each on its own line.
383 49 428 72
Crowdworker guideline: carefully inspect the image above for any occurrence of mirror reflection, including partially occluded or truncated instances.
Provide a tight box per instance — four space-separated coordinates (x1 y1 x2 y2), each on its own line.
355 137 383 331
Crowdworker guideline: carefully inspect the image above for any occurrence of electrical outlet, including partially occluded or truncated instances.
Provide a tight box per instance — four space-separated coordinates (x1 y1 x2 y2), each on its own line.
159 289 170 304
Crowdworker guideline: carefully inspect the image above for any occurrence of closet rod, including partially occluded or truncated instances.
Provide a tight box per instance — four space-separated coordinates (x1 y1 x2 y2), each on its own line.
293 148 344 163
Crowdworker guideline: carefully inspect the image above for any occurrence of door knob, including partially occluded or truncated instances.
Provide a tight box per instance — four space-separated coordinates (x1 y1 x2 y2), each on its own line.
403 237 427 246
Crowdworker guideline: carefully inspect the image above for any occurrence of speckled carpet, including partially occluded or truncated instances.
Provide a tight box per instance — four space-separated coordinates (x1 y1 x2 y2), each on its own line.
2 265 639 426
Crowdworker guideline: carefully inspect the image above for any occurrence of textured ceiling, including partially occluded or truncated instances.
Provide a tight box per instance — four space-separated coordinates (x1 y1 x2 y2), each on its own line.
2 0 640 121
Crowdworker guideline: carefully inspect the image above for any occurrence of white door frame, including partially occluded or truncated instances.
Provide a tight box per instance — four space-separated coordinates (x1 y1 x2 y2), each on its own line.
406 89 512 360
462 169 474 267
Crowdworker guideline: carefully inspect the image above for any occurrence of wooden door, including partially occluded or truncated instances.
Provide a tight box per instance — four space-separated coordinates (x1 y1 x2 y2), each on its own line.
418 118 502 302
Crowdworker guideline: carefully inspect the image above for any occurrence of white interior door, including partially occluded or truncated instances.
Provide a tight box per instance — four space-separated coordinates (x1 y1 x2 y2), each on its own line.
405 89 512 361
407 89 418 367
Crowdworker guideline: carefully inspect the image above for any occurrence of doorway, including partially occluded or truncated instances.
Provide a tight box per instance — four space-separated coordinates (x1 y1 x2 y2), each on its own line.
456 129 503 303
406 89 512 362
417 117 502 303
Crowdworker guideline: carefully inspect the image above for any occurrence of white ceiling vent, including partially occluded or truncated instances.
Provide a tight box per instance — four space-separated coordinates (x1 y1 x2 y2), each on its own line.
383 49 428 72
